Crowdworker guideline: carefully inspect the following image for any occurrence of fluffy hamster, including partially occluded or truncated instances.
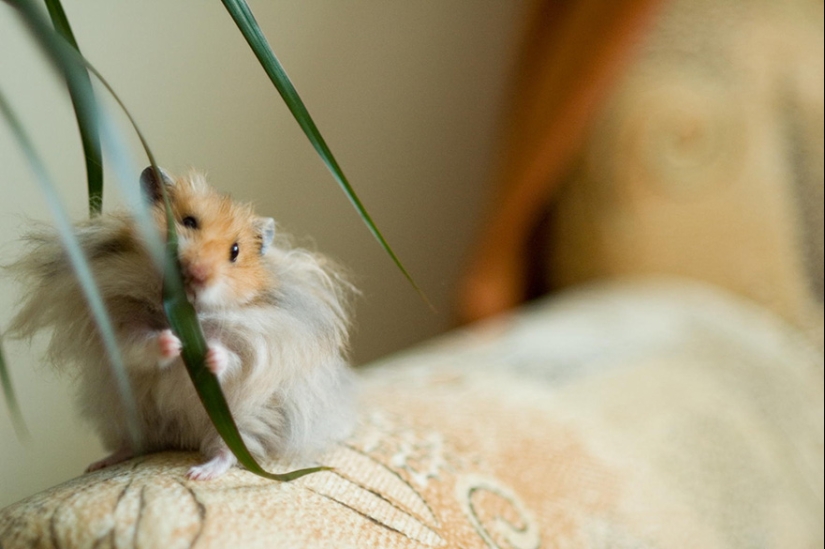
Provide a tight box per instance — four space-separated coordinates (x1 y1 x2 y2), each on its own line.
8 167 356 480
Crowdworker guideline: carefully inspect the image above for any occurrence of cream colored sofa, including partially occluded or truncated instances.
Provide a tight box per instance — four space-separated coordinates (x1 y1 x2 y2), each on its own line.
0 280 822 548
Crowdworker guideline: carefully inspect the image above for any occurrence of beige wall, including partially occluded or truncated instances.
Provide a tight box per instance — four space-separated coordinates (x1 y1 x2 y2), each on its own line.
0 2 526 507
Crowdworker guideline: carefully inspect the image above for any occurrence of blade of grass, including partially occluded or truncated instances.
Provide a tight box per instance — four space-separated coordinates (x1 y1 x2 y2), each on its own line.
220 0 432 308
0 336 29 439
0 86 141 449
42 0 103 217
10 0 329 480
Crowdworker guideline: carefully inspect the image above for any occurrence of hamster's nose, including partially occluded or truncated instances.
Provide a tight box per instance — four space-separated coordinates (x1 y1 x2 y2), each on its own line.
184 262 211 286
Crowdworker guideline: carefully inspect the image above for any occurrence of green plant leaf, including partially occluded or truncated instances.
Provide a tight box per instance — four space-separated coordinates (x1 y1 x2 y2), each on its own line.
42 0 103 217
0 85 141 448
220 0 431 307
0 336 28 439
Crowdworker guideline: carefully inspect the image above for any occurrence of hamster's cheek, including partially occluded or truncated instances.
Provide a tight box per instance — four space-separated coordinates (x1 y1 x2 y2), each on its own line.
195 280 233 309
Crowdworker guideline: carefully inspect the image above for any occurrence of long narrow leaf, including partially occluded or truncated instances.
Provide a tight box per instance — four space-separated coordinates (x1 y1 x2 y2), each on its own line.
42 0 103 217
0 86 141 449
220 0 431 306
0 336 28 439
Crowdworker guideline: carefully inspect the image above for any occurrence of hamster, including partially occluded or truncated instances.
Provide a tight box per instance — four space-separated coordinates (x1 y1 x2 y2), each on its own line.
7 167 356 480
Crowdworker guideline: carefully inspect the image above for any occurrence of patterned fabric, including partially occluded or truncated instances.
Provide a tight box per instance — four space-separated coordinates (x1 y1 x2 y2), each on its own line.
1 280 822 548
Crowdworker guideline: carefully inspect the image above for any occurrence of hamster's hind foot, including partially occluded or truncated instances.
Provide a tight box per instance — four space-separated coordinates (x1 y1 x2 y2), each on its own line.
186 447 237 481
85 447 133 473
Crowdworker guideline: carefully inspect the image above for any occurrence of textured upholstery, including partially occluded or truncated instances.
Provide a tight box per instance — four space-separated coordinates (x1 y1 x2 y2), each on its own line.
1 281 822 548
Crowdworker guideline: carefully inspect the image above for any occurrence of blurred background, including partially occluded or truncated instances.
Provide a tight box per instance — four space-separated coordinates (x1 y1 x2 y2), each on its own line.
0 1 527 506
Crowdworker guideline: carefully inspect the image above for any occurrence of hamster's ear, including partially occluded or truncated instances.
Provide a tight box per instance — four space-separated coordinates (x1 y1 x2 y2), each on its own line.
256 217 276 255
139 166 174 203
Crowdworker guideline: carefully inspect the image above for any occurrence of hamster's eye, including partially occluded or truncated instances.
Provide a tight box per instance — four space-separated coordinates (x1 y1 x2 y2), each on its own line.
230 243 240 262
182 216 198 229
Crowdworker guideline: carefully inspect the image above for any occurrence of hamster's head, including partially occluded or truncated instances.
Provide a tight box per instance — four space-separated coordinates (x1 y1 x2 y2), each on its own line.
140 167 276 310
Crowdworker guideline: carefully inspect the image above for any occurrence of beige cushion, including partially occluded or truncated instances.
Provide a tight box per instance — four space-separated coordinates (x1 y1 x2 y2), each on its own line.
1 280 822 548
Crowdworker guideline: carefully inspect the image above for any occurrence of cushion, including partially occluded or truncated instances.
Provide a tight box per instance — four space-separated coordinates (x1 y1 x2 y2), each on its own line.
1 280 822 548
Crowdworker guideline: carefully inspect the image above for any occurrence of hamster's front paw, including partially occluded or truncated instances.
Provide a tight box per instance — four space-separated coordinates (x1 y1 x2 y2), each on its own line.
157 329 182 367
206 344 230 378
